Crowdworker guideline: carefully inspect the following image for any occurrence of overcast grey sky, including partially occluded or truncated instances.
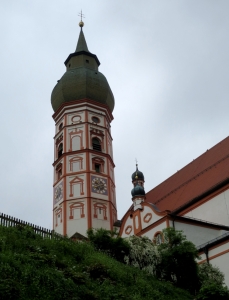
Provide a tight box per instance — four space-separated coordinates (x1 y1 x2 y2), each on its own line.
0 1 229 229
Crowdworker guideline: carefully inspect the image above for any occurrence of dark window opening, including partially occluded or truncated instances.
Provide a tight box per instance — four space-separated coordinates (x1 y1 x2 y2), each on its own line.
58 143 63 158
86 59 89 63
95 164 101 173
92 138 101 151
58 169 62 179
69 64 71 67
59 123 63 131
92 116 100 124
95 72 97 74
99 208 101 214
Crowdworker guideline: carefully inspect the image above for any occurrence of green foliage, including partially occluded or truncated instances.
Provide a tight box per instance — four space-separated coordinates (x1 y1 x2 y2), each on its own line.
199 262 225 286
196 263 229 299
124 235 159 275
196 283 229 300
87 228 130 262
124 228 200 294
157 228 200 294
0 225 192 300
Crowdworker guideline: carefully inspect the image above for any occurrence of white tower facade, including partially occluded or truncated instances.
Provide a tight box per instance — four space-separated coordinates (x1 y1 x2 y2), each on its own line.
51 25 117 237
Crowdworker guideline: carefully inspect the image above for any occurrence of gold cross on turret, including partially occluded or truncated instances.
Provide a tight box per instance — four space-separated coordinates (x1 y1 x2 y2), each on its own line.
135 158 138 168
78 10 85 28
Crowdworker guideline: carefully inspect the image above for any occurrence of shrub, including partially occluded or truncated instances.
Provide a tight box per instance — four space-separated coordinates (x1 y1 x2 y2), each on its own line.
124 235 159 275
87 228 130 262
156 228 200 294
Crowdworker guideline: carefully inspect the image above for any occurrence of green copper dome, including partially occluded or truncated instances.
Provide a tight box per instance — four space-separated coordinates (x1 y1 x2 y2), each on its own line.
51 29 115 112
131 166 144 182
131 183 145 197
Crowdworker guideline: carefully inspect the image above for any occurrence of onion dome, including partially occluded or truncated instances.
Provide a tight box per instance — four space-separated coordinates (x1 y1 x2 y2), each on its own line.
131 183 145 197
131 165 144 181
51 24 115 113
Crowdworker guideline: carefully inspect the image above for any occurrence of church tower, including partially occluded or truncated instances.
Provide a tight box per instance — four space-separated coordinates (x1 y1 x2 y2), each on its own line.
131 165 146 211
51 21 117 237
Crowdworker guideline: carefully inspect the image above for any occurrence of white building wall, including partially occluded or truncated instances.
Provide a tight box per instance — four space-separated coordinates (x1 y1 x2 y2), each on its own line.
68 111 85 124
174 221 225 247
92 218 110 230
121 216 135 238
199 241 229 287
209 252 229 287
184 190 229 226
66 174 87 199
67 215 88 237
140 206 163 230
142 221 167 240
88 112 105 126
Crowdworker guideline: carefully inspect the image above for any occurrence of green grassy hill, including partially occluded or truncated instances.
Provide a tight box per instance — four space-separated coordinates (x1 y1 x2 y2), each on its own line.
0 225 192 300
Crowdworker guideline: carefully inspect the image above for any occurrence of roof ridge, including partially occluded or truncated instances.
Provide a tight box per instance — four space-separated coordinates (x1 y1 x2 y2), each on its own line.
175 215 229 228
154 153 229 205
147 136 229 197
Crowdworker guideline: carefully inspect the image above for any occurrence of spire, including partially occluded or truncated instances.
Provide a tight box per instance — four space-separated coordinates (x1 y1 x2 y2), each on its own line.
75 29 89 53
135 159 138 179
76 10 89 53
135 163 138 179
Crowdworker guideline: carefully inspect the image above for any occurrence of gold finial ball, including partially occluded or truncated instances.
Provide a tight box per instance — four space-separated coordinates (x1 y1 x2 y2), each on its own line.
79 21 84 28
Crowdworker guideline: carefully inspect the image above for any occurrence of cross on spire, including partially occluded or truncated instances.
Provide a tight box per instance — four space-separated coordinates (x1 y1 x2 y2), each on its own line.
135 158 138 168
78 10 85 28
78 10 85 22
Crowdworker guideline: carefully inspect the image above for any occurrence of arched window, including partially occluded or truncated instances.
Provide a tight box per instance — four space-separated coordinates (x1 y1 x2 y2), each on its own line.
59 123 63 131
56 163 62 180
58 143 63 158
92 138 101 151
154 232 163 245
95 164 101 173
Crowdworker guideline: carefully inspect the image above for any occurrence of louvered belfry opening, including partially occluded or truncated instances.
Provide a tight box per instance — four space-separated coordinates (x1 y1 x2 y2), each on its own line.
95 163 101 173
92 138 101 151
58 143 63 158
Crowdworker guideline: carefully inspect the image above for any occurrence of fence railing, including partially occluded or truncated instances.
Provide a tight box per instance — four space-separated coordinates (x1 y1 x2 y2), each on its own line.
0 212 63 239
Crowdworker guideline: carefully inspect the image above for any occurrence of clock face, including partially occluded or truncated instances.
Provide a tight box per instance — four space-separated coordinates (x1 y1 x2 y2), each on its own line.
91 176 108 195
54 183 63 204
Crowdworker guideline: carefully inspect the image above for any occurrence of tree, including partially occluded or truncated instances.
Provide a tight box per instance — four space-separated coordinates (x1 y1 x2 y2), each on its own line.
124 235 159 275
196 283 229 300
157 228 199 294
87 228 130 263
199 262 225 286
196 263 229 300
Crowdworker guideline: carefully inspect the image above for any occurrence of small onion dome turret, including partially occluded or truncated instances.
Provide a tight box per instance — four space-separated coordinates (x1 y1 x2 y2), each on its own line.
131 183 145 197
51 25 115 113
131 165 144 182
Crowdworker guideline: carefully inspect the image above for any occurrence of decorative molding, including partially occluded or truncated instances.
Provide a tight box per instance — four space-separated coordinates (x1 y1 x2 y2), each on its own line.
125 225 132 235
90 128 104 150
153 231 164 245
69 202 85 219
55 162 62 171
69 176 84 197
93 203 107 220
69 128 84 151
71 115 82 123
69 156 83 171
143 213 152 223
55 207 62 226
92 156 105 172
56 134 63 146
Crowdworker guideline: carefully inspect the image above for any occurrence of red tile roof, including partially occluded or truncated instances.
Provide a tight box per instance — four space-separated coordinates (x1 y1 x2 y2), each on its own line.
146 136 229 212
